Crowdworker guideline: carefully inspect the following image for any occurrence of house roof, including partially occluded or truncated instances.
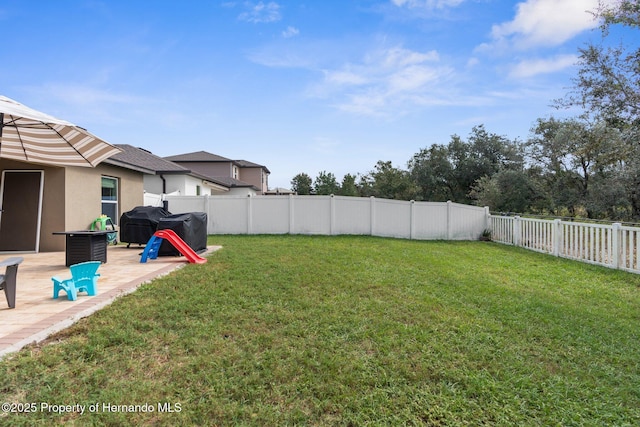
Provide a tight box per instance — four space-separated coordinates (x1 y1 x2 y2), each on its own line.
235 159 271 173
164 151 232 162
186 170 259 191
105 145 190 175
265 187 295 195
165 151 270 174
104 146 258 191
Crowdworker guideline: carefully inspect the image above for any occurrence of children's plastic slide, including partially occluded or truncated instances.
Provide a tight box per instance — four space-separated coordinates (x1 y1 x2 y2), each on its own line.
140 229 207 264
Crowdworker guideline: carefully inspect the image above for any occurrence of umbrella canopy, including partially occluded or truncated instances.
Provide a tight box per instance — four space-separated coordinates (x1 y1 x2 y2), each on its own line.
0 95 121 167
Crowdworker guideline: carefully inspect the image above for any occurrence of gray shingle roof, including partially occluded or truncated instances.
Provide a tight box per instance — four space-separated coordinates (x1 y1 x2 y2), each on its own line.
186 170 257 190
164 151 270 174
235 159 270 173
106 145 189 174
164 151 232 162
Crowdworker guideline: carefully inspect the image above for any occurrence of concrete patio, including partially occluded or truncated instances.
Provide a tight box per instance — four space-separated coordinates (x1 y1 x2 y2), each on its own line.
0 244 221 359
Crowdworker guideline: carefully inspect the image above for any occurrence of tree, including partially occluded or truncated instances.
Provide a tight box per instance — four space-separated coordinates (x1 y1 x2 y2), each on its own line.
554 1 640 219
365 161 419 200
469 169 544 213
314 171 340 195
527 116 626 217
409 125 523 204
559 0 640 123
339 173 359 196
408 144 455 202
291 173 313 195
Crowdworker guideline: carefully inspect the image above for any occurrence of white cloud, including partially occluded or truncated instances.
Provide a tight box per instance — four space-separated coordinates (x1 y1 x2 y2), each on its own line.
316 46 454 116
282 26 299 38
388 65 441 92
489 0 601 49
324 69 369 86
509 54 578 78
238 1 281 23
377 47 439 67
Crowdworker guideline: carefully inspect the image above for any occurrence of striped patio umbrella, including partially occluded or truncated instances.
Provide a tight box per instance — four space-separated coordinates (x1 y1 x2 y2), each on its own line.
0 95 121 167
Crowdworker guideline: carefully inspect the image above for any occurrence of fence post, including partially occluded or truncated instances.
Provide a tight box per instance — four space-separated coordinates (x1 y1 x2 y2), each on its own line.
553 219 561 257
247 194 253 235
204 195 211 234
612 223 621 269
513 216 521 247
330 194 336 236
447 201 452 240
484 206 490 232
370 196 376 237
289 194 295 234
410 200 415 240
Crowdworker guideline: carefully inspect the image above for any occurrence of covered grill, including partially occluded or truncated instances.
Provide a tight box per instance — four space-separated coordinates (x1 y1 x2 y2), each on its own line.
119 206 171 246
157 212 208 256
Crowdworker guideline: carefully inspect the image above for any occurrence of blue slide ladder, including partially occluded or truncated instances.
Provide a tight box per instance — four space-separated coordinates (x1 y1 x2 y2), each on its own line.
140 235 163 262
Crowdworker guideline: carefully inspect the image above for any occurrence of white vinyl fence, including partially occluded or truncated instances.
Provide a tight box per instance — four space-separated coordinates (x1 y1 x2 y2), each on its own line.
490 215 640 274
165 195 490 241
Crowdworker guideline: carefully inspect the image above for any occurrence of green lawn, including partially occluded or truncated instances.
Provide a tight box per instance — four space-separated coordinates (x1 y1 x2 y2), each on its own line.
1 235 640 426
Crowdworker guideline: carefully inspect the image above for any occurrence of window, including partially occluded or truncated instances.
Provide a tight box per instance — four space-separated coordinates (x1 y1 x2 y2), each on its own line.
101 176 119 224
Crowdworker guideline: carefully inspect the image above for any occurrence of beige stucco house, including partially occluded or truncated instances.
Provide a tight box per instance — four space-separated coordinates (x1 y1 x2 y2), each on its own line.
0 147 273 253
0 158 144 253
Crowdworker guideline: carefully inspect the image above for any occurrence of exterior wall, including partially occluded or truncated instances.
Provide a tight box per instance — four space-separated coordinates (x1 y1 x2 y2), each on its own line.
0 160 143 252
57 164 143 251
170 161 269 194
239 167 268 194
143 174 164 194
184 175 214 196
41 167 66 251
0 159 66 252
176 162 231 179
101 164 144 223
143 174 220 196
144 174 190 195
63 167 103 233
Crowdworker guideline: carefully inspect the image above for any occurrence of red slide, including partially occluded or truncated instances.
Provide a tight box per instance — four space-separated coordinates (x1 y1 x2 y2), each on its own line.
153 229 207 264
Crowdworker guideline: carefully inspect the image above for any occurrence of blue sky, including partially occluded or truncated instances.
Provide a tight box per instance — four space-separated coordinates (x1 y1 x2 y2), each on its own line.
0 0 619 189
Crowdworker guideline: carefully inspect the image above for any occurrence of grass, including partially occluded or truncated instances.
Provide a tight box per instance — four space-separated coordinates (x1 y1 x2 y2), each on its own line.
1 235 640 426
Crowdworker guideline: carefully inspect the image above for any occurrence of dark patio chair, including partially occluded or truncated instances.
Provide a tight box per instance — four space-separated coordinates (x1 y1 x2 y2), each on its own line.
0 257 24 309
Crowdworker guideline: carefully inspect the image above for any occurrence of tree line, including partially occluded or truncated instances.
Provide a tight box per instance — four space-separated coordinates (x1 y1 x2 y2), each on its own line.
290 1 640 221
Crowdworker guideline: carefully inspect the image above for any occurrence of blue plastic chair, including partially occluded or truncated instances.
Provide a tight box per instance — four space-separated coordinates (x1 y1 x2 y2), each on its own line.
52 261 101 301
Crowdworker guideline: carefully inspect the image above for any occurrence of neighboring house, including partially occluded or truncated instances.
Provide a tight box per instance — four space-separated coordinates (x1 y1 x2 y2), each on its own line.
0 157 144 253
164 151 269 195
265 187 296 196
107 145 259 201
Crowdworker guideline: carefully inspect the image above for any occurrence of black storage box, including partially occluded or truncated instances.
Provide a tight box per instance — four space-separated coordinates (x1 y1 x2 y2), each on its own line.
120 206 171 246
157 212 208 256
53 231 110 267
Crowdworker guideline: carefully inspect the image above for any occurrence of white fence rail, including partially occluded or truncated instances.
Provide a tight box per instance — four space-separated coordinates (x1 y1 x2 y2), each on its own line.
490 215 640 274
165 195 490 241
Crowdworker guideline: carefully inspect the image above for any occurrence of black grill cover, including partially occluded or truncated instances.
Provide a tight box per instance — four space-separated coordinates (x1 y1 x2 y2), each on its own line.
157 212 208 256
120 206 171 245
